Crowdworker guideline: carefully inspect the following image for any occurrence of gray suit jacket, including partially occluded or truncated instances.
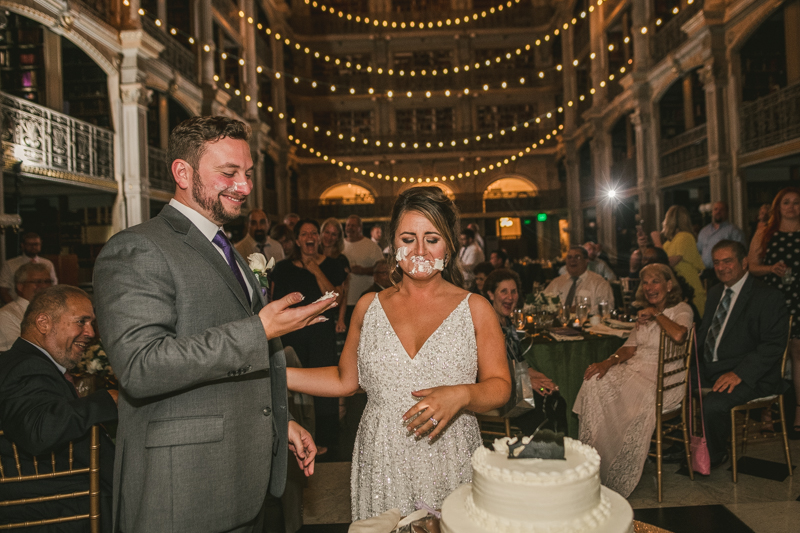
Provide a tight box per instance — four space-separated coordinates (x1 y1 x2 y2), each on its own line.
94 205 291 533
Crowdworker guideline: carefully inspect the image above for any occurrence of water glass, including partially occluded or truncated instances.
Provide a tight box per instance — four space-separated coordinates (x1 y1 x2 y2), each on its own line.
513 309 525 330
576 304 589 325
782 266 793 286
598 299 611 320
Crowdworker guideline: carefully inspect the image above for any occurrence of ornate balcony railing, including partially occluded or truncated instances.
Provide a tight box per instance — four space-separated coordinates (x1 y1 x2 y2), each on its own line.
148 146 173 193
289 6 548 36
0 92 115 185
740 81 800 154
651 0 704 65
659 123 707 177
142 17 198 83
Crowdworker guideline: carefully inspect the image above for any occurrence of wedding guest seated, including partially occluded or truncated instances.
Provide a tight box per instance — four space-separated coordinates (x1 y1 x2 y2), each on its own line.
484 269 566 434
545 246 614 314
0 262 53 351
574 264 693 497
697 240 789 468
0 285 118 531
642 246 701 323
469 262 494 295
559 242 616 281
361 258 391 296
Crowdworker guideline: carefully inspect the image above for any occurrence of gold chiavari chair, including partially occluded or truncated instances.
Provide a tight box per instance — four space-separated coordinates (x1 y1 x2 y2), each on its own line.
0 426 101 532
648 326 695 502
729 316 793 483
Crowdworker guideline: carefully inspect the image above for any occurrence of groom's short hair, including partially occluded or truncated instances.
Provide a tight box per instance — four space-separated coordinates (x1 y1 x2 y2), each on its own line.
167 116 250 172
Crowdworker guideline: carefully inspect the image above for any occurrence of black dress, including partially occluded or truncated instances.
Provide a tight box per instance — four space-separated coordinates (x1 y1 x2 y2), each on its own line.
763 231 800 338
271 257 348 368
271 257 348 451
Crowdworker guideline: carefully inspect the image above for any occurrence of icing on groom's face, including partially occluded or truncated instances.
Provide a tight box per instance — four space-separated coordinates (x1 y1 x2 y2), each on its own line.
394 212 446 279
177 136 254 225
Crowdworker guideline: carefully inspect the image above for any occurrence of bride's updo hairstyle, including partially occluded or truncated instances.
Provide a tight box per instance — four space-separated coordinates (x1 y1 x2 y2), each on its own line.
387 186 464 288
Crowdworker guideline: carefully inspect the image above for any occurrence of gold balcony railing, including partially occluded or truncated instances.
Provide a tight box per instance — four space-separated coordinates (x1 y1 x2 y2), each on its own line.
740 80 800 154
659 123 707 178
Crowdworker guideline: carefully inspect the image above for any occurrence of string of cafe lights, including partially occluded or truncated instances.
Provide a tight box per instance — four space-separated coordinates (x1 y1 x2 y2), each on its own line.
290 134 561 184
129 0 646 102
287 107 564 152
125 0 638 150
302 0 522 30
279 58 630 153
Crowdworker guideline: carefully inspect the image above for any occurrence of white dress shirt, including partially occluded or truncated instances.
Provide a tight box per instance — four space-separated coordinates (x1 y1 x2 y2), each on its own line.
234 234 285 264
545 269 615 314
0 255 58 298
458 242 485 287
710 272 749 360
169 199 253 297
0 298 28 351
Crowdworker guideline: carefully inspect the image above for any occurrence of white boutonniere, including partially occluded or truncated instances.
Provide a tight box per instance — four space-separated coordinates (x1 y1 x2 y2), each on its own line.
248 253 275 289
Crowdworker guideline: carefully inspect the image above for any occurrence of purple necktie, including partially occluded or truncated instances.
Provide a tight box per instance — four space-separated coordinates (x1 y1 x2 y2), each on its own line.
213 230 251 305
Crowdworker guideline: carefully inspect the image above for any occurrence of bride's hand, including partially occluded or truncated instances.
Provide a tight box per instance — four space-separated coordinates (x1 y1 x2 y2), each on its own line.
403 385 469 440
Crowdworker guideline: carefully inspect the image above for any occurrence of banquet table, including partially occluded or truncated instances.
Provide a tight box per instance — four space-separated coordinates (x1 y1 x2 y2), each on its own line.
520 329 627 439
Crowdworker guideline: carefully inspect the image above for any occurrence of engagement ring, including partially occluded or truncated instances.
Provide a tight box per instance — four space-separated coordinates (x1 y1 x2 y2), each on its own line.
539 387 545 392
430 418 439 427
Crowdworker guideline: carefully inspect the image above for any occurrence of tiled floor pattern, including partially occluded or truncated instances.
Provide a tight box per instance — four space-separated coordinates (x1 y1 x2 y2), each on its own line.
301 435 800 532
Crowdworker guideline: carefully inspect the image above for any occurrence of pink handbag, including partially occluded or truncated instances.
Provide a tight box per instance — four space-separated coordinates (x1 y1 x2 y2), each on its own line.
690 336 711 475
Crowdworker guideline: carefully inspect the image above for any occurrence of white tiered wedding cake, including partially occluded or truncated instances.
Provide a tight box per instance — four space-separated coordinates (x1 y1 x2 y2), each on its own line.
441 437 633 533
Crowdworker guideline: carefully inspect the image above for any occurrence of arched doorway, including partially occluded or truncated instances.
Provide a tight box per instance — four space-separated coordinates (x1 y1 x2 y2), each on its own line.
319 183 376 205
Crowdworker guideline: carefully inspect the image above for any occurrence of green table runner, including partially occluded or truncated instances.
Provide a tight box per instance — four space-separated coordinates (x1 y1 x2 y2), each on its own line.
520 331 627 438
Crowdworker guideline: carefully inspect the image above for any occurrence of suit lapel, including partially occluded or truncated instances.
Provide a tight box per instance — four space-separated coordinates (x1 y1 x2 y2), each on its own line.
159 205 255 313
15 339 78 398
182 223 253 313
719 275 752 345
234 247 265 312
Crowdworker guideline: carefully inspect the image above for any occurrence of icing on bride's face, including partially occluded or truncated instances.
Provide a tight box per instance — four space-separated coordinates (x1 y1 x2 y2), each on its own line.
394 211 447 280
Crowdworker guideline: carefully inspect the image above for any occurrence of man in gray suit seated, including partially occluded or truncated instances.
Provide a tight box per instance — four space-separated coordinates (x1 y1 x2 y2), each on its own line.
94 116 336 532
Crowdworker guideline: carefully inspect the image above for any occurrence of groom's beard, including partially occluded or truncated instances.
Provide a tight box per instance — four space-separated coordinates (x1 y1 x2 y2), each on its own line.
192 174 243 225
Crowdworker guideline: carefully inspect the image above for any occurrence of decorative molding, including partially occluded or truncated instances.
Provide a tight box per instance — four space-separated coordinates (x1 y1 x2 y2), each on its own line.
120 84 153 107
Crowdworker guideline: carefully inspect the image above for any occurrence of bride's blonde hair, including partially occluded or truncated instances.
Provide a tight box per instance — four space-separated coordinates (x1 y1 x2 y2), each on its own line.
387 187 463 288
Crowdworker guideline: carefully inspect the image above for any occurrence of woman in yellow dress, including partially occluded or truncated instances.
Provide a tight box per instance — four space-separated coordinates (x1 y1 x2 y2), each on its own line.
650 205 706 318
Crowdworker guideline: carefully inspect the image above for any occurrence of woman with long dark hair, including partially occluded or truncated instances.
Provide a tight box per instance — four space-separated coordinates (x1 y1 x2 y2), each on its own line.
748 186 800 435
286 187 510 520
271 219 348 455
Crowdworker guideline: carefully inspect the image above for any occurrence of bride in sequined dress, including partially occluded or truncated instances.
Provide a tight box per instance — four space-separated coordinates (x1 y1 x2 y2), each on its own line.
287 187 511 520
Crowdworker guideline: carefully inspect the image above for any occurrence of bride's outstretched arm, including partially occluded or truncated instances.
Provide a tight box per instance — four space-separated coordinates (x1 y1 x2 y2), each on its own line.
286 293 370 397
404 295 511 439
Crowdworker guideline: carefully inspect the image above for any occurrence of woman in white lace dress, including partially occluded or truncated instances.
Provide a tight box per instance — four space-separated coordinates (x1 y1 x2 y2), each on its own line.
287 187 511 520
573 263 693 497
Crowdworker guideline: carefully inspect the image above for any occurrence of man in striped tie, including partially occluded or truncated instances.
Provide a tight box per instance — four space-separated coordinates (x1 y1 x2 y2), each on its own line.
697 240 789 469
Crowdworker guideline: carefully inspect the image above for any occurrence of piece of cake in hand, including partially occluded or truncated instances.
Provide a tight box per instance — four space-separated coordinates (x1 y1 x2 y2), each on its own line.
440 437 634 533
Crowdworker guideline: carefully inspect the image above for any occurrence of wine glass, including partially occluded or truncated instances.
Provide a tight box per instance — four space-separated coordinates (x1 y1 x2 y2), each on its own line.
577 303 589 325
513 309 525 330
598 299 611 321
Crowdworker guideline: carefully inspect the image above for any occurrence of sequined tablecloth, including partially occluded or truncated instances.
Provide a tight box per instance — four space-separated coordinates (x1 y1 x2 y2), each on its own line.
520 331 627 438
634 520 673 533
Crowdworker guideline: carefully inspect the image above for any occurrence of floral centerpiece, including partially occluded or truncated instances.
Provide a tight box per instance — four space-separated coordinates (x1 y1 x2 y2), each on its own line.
525 291 561 314
71 339 116 396
248 253 275 297
75 340 114 377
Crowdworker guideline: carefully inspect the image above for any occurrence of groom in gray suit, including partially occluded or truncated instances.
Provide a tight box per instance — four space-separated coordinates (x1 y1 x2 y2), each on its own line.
94 116 335 532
